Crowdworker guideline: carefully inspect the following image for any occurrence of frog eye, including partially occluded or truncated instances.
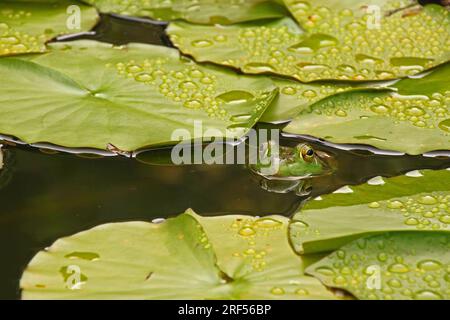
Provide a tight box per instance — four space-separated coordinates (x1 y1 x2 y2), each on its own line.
299 145 315 162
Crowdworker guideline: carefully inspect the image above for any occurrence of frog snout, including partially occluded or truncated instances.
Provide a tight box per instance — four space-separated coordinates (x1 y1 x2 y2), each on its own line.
315 150 336 174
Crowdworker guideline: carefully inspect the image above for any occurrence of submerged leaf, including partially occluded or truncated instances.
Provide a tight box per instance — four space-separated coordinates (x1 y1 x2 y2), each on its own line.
83 0 287 24
0 0 99 56
20 209 335 300
290 169 450 254
307 232 450 300
168 3 450 82
284 63 450 155
0 40 277 151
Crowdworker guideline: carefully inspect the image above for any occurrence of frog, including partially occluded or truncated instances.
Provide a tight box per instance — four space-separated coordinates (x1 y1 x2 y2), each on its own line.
248 141 335 196
132 138 335 195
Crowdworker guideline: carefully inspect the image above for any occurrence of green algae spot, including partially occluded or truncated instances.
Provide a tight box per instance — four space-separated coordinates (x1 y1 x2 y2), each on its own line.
65 252 100 261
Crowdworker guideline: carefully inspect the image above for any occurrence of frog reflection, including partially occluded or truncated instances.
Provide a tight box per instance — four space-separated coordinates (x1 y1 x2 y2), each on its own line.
248 142 335 196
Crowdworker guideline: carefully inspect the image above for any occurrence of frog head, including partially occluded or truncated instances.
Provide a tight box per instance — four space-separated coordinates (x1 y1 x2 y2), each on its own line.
249 142 334 180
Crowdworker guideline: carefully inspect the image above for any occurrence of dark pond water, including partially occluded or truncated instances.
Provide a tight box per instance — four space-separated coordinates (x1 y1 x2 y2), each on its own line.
0 14 449 299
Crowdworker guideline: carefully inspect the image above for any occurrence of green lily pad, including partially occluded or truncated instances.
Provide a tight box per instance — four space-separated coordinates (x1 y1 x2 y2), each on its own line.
262 77 386 123
290 169 450 254
306 232 450 300
284 0 450 80
168 3 450 82
284 62 450 155
262 78 347 123
20 209 335 299
83 0 287 24
168 18 307 77
0 40 277 151
282 0 450 81
0 0 99 56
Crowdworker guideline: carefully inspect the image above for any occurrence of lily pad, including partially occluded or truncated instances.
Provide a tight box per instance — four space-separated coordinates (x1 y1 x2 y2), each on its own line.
0 40 277 151
0 0 99 56
290 169 450 254
306 232 450 300
168 3 450 82
20 209 335 299
284 62 450 155
282 0 450 81
83 0 288 24
262 78 386 123
168 18 308 77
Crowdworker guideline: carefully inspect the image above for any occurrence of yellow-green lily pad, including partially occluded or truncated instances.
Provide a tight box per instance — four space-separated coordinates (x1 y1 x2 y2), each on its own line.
284 62 450 155
83 0 288 24
0 0 99 56
282 0 450 81
20 209 336 299
307 232 450 300
0 40 277 151
168 3 450 82
290 169 450 254
262 77 385 123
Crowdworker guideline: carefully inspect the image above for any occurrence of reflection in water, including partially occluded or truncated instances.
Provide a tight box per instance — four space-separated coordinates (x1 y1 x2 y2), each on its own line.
56 13 172 47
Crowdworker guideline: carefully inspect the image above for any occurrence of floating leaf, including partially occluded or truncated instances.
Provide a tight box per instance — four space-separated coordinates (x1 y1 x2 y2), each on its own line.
168 18 308 77
192 213 335 299
282 0 450 81
0 40 277 151
284 63 450 155
168 18 397 123
262 78 384 123
83 0 288 24
307 232 450 300
290 169 450 254
168 3 450 82
20 209 335 299
0 0 99 56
